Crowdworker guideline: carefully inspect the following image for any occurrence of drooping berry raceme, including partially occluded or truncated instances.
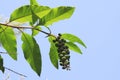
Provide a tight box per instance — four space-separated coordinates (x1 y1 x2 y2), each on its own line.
53 33 70 70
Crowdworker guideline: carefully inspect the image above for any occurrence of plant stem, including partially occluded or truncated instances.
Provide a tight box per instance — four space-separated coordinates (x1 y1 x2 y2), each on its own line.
0 23 56 38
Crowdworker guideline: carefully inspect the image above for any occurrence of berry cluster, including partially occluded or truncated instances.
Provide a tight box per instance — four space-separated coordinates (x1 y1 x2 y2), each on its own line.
53 33 70 70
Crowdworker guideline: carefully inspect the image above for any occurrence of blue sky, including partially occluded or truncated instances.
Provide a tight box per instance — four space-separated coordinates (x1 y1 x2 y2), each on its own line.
0 0 120 80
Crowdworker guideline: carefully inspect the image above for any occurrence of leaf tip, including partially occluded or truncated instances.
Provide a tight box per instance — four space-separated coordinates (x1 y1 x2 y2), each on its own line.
84 44 87 48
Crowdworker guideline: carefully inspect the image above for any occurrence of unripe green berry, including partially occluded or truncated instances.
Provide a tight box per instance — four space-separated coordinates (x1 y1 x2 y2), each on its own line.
59 54 64 57
61 51 66 54
62 56 66 60
64 60 70 65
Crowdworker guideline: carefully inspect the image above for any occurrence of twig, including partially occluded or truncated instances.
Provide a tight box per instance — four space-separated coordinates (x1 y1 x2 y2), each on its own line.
4 67 27 77
0 52 8 54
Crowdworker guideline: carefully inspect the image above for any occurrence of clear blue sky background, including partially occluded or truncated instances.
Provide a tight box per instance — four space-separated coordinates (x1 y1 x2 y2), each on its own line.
0 0 120 80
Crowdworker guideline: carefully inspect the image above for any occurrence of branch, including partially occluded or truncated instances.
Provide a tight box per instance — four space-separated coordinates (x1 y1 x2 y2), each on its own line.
4 67 27 77
0 23 56 38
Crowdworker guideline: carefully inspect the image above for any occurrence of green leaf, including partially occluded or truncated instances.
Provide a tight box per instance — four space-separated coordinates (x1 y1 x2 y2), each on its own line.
62 33 87 48
32 26 41 36
0 26 17 60
32 14 40 26
0 55 4 73
48 37 59 69
30 5 40 25
66 42 82 54
31 5 51 19
21 33 42 76
30 0 39 5
31 9 40 25
10 5 50 23
39 6 75 26
10 5 31 22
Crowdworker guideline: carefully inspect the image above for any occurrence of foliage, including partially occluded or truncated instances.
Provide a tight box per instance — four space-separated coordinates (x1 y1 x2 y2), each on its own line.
0 26 17 60
0 0 86 77
21 33 42 76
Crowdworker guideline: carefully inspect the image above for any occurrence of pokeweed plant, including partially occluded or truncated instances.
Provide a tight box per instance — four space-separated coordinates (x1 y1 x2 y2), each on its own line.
0 0 86 77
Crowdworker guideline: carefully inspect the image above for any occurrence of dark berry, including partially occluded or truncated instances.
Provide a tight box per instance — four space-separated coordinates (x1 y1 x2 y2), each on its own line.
57 36 61 40
52 33 71 70
65 55 70 59
64 49 70 54
53 40 56 43
59 47 64 51
67 51 70 54
57 49 61 53
55 38 59 41
61 39 66 43
58 40 62 43
62 66 66 69
60 58 66 62
58 33 62 36
61 42 65 46
64 46 68 49
60 62 63 66
55 44 59 47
